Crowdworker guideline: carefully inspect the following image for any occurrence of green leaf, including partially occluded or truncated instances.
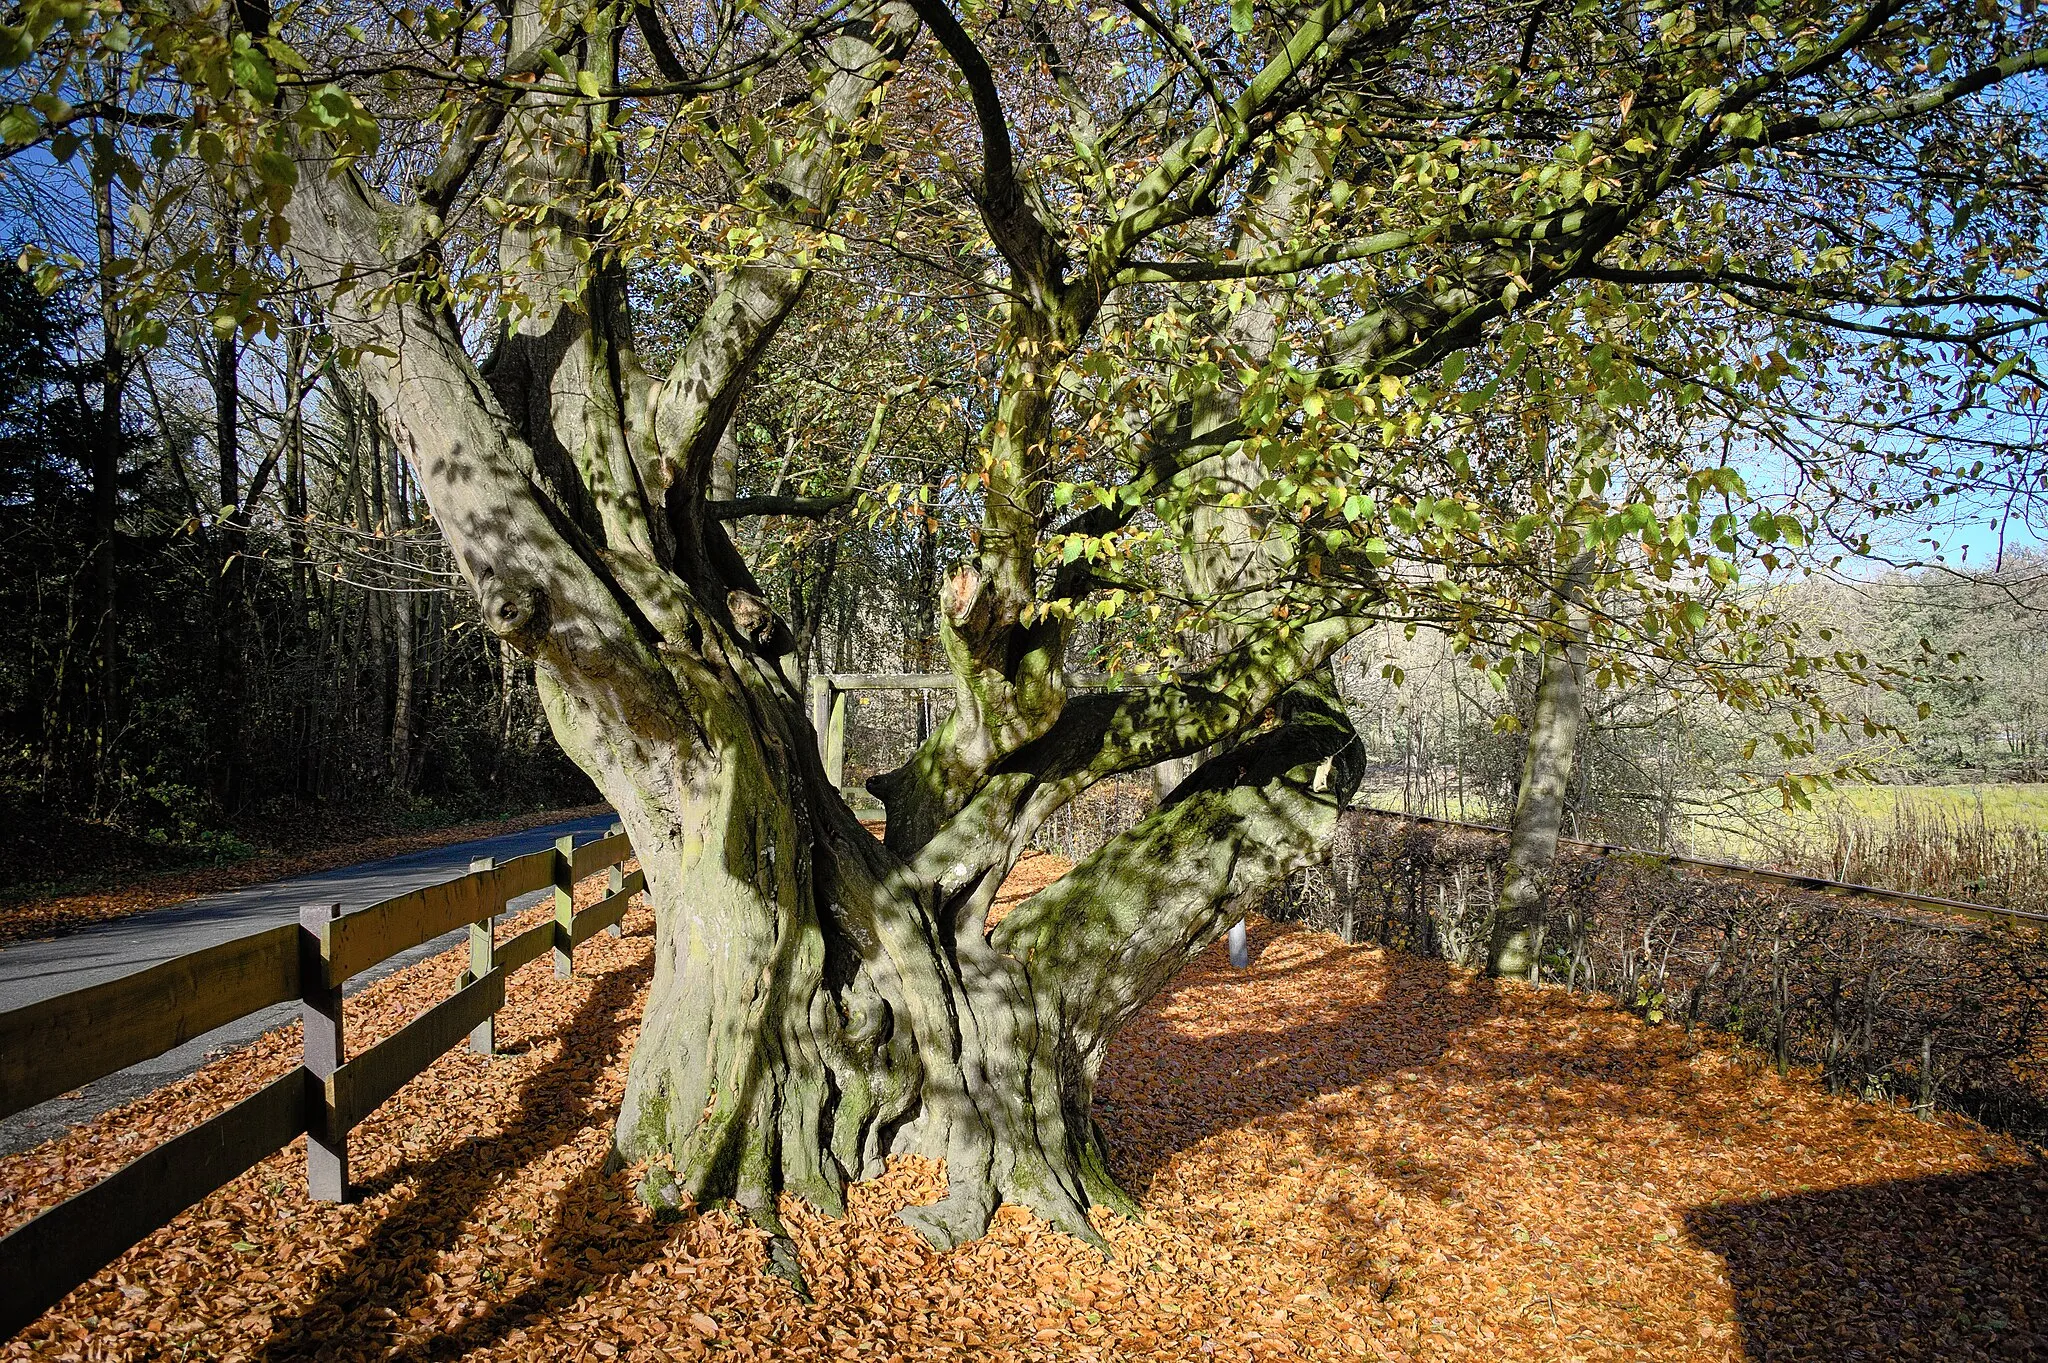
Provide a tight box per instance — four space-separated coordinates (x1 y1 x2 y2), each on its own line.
254 146 298 188
576 70 601 98
0 25 34 69
1229 0 1253 34
0 105 38 145
307 84 352 127
231 45 278 102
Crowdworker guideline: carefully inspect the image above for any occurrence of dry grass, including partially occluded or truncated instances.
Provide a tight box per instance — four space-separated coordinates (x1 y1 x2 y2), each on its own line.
1692 789 2048 919
4 849 2044 1361
1700 785 2048 911
1800 801 2048 917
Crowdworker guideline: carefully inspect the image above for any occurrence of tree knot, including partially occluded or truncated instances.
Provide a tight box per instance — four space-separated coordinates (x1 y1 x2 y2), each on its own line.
942 565 991 635
725 590 795 658
478 568 550 653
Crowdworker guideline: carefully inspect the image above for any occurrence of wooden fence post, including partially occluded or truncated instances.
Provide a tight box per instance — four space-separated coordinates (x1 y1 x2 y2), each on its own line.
825 690 847 789
805 677 849 787
554 834 576 979
299 900 347 1202
808 674 830 752
605 864 626 937
606 822 627 938
468 857 497 1054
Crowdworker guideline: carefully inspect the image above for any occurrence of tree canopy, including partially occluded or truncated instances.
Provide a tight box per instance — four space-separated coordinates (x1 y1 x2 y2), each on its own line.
2 0 2044 1254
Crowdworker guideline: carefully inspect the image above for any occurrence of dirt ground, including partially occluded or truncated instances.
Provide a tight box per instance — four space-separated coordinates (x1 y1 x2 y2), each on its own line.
4 849 2042 1361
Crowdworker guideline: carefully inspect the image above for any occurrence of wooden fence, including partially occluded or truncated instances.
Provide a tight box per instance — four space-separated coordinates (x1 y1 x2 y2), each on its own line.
0 825 643 1338
806 671 1114 790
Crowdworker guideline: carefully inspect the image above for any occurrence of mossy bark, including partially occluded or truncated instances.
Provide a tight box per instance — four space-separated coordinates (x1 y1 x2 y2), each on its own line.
527 617 1094 1245
533 622 1360 1248
268 0 1370 1252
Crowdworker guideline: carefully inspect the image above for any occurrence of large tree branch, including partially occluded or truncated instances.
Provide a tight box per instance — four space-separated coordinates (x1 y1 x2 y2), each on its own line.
1581 265 2048 319
1115 229 1422 284
649 3 920 555
992 674 1364 1059
886 612 1366 923
709 490 853 519
905 0 1063 299
1740 44 2048 153
417 30 587 213
280 144 669 689
1087 0 1405 281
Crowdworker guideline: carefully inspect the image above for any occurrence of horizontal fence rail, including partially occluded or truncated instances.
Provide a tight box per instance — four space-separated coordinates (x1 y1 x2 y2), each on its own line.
807 672 1116 791
0 925 303 1119
0 823 641 1339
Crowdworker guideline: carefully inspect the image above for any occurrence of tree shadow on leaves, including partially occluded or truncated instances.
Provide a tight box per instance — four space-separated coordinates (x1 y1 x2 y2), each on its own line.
1097 920 1505 1198
1685 1163 2048 1362
254 930 679 1362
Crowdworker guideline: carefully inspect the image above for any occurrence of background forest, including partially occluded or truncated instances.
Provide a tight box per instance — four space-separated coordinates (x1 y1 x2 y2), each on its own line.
3 218 2043 904
0 261 594 895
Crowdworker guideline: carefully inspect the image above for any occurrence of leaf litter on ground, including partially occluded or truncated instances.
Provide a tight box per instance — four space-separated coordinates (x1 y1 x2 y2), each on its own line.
4 848 2044 1361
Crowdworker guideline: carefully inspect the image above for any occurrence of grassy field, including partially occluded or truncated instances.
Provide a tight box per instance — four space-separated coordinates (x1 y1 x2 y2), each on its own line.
1680 783 2048 915
1809 783 2048 828
1696 783 2048 859
1353 781 2048 914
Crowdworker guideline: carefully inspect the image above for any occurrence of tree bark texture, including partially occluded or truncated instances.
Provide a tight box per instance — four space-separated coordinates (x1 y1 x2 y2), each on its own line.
1487 584 1589 980
209 316 249 811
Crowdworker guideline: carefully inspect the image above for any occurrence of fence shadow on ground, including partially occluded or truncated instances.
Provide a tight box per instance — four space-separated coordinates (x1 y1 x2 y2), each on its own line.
1685 1164 2048 1362
254 928 672 1362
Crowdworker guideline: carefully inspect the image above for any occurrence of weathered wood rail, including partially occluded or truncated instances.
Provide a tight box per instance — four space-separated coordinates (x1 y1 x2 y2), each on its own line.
0 825 642 1338
805 671 1113 790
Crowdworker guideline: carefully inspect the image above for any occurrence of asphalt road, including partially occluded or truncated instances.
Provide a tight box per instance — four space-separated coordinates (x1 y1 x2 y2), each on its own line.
0 811 619 1156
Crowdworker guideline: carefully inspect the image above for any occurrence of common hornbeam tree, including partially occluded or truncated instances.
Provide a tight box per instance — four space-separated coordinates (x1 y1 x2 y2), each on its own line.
5 0 2045 1254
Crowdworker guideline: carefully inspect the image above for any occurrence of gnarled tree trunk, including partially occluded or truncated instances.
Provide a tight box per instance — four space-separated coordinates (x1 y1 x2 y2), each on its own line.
270 0 1372 1256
